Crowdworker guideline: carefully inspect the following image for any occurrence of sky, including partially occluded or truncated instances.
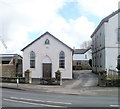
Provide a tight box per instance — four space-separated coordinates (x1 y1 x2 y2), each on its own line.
0 0 119 55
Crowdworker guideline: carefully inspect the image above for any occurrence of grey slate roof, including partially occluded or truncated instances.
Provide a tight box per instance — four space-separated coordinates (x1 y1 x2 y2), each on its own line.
74 48 90 54
21 32 73 51
91 9 120 38
0 54 22 61
0 54 22 58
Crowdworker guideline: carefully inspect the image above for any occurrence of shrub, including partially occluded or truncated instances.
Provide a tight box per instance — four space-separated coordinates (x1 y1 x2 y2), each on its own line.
89 59 92 67
98 70 107 86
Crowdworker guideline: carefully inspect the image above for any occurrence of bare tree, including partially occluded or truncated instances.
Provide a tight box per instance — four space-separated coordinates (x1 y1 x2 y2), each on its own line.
80 40 92 49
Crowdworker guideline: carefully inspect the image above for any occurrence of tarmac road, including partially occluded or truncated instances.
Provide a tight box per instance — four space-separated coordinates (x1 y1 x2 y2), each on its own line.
2 88 119 108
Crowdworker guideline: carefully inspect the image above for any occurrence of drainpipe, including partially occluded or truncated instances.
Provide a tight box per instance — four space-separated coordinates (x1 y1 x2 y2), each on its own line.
118 2 120 80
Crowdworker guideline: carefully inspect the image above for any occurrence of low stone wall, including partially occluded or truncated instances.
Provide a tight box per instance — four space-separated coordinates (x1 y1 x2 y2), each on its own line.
73 60 91 70
0 64 16 77
32 78 40 84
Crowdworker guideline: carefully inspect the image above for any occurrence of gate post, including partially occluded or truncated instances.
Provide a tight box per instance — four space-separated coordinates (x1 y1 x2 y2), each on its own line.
25 69 32 83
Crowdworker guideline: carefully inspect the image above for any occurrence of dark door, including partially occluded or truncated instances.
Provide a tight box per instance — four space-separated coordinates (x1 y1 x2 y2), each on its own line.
43 63 52 78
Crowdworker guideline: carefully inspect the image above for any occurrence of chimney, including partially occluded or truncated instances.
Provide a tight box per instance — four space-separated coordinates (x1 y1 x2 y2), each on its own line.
73 46 75 50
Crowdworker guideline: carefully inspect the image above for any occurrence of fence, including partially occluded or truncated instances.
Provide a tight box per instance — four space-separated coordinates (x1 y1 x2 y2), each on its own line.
107 69 118 78
1 77 25 83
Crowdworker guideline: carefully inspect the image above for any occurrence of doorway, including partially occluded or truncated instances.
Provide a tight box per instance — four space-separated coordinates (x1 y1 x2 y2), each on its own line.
43 63 52 78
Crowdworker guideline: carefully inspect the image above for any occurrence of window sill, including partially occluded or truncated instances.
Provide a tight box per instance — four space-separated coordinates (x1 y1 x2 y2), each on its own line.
30 68 36 71
59 68 65 71
116 42 120 44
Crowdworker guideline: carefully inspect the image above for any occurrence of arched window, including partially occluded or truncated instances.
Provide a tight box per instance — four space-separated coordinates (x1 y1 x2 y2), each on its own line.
30 51 35 68
45 39 50 45
59 51 65 68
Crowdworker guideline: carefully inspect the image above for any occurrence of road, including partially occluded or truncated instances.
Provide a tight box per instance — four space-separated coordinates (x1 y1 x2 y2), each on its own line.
2 88 119 108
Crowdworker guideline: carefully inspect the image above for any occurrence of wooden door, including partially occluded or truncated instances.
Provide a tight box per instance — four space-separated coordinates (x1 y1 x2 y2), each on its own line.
43 63 52 78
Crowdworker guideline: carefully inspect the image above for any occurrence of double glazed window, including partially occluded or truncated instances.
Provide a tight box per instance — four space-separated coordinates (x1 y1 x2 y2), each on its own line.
59 51 65 68
30 51 35 68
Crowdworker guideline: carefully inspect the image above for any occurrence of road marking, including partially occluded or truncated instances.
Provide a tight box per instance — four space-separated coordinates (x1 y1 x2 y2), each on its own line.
4 98 65 108
10 97 72 105
110 105 120 107
46 100 71 104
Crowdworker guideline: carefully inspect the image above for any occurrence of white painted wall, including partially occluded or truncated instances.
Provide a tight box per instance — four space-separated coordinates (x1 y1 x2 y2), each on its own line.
23 33 72 79
105 14 118 47
104 14 118 72
73 49 92 60
92 11 119 73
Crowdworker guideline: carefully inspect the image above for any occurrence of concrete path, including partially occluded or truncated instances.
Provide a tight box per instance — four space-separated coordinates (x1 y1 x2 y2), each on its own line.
63 70 98 89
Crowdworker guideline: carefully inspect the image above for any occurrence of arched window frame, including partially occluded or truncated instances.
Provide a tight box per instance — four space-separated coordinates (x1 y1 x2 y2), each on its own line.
45 39 50 45
59 51 65 68
30 51 35 68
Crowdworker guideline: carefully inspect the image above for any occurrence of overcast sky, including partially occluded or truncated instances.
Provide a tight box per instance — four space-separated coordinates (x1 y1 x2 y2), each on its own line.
0 0 119 55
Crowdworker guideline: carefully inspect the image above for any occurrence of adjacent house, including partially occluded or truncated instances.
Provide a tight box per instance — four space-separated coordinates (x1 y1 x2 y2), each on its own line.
91 9 120 75
0 54 22 77
21 32 73 82
73 48 92 70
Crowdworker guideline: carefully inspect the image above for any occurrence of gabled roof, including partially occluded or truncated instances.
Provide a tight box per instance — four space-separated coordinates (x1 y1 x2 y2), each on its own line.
91 9 120 38
74 48 91 54
21 32 73 51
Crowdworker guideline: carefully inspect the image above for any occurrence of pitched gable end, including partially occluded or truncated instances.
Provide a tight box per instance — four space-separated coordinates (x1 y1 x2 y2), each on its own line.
21 31 73 51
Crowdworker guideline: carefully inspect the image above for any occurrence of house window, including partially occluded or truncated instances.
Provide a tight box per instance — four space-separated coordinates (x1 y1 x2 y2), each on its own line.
77 61 81 65
45 39 50 44
30 51 35 68
117 55 120 65
118 28 120 42
85 54 87 59
59 51 65 68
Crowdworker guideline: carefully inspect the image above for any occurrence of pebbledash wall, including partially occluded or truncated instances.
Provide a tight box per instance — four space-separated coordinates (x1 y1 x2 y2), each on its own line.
22 32 73 79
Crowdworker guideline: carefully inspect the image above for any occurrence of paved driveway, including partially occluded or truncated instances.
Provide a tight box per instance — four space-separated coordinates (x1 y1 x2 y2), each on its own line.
63 70 98 89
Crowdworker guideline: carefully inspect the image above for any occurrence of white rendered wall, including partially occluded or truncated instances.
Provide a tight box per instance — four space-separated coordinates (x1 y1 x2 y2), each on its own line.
92 13 119 73
23 34 72 79
105 13 118 72
73 50 92 60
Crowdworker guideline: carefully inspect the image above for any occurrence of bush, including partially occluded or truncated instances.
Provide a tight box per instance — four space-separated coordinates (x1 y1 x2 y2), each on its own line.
98 70 120 87
89 59 92 67
98 70 107 86
55 70 62 81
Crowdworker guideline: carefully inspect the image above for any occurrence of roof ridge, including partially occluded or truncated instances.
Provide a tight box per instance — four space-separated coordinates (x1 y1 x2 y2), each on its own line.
91 9 120 38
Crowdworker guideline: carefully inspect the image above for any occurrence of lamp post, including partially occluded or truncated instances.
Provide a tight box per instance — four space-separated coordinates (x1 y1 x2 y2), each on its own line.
16 76 19 87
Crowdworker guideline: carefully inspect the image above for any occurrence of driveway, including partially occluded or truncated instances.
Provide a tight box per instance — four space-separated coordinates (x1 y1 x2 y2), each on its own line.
63 70 98 89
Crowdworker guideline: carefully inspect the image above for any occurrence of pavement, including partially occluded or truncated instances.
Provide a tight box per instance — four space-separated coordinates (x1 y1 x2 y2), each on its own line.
1 70 119 97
